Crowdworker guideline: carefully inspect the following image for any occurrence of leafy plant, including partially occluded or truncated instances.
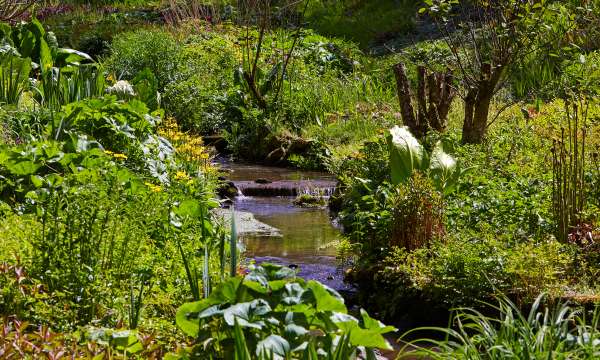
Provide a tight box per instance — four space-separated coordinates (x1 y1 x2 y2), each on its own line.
0 52 31 105
106 29 181 90
400 294 600 359
387 125 467 195
175 262 396 359
552 97 589 243
391 173 444 250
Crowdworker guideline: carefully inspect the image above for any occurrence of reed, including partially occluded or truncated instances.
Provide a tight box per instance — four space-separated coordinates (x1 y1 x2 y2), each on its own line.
551 98 588 243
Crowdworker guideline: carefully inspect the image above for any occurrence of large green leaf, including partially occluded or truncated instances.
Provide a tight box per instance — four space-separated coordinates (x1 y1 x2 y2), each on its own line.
387 125 427 185
428 140 457 192
39 37 53 77
5 160 41 175
223 299 272 329
256 335 290 359
175 299 215 337
304 281 346 313
175 199 202 218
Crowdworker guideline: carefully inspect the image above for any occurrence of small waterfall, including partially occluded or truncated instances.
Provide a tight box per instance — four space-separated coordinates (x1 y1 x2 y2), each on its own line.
298 185 336 198
233 180 337 197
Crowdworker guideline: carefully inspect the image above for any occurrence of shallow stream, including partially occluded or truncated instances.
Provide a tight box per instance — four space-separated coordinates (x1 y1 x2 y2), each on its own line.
219 161 350 291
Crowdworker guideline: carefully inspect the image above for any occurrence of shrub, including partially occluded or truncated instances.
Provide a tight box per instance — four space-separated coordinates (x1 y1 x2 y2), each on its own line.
391 172 444 250
162 33 239 134
106 29 181 90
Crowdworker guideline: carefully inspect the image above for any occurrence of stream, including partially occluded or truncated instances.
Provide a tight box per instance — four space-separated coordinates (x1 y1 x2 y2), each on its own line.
218 160 352 292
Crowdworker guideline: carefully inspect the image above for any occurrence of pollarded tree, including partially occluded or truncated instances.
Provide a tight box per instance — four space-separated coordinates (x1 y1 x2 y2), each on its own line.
393 62 457 139
422 0 576 144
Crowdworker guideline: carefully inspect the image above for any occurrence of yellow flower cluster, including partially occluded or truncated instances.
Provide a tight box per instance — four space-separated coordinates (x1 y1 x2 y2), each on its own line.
104 150 128 160
144 182 162 193
175 171 189 180
158 117 213 167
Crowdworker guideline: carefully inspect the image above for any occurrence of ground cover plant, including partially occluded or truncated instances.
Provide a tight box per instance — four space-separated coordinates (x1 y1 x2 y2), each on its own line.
1 0 600 358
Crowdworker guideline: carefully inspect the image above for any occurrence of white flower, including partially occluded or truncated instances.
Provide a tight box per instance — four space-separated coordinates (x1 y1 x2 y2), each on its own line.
106 80 136 97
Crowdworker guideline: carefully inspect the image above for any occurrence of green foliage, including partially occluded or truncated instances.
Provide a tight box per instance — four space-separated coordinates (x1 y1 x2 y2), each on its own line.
305 0 418 48
107 29 181 90
175 262 396 359
162 32 238 133
132 68 159 111
401 294 600 359
56 96 175 182
0 53 31 106
390 173 444 250
0 17 101 108
387 125 466 194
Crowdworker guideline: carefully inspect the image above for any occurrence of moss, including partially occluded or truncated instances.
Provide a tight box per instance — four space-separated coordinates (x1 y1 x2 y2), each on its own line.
293 194 326 207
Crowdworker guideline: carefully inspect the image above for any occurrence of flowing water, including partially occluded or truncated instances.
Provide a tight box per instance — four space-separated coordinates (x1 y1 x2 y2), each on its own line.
219 160 350 291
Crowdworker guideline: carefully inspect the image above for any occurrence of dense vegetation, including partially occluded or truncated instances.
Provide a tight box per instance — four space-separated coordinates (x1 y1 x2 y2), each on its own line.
0 0 599 358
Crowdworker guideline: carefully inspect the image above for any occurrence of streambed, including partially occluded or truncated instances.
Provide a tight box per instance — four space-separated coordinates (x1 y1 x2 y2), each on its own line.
218 160 350 291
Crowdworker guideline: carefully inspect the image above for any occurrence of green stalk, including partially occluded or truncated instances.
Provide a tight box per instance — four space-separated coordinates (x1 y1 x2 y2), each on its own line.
230 206 237 278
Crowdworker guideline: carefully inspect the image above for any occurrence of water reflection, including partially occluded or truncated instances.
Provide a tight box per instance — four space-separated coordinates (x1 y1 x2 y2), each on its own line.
235 196 338 261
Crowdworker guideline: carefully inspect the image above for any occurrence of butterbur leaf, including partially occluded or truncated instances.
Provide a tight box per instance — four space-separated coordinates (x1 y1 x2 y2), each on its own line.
428 140 457 192
304 281 346 313
335 320 393 350
282 283 305 305
210 277 243 304
223 299 271 329
256 335 290 359
284 323 308 338
175 199 202 218
387 126 427 185
6 160 40 175
360 308 397 334
176 299 215 337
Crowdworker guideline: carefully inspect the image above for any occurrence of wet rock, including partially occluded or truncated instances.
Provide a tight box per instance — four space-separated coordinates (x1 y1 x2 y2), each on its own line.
213 208 281 237
217 180 238 199
255 178 272 184
202 135 229 153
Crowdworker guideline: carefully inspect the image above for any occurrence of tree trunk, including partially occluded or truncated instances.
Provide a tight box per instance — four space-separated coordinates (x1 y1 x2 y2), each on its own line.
461 63 500 144
393 62 456 139
393 63 421 137
462 90 493 144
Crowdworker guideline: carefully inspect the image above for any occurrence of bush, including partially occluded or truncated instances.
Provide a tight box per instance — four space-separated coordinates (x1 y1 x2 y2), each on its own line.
106 29 181 90
162 33 239 133
391 173 445 250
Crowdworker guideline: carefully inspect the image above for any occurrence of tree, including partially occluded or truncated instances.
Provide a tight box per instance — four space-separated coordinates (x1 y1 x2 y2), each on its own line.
422 0 575 144
235 0 309 110
393 62 457 139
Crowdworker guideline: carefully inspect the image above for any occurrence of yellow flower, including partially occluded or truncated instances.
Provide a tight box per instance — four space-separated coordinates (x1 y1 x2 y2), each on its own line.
112 153 128 160
104 150 114 155
144 182 162 193
175 171 189 180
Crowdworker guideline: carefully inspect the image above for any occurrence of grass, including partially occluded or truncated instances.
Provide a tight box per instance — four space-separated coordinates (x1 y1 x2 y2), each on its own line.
400 294 600 359
305 0 419 48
